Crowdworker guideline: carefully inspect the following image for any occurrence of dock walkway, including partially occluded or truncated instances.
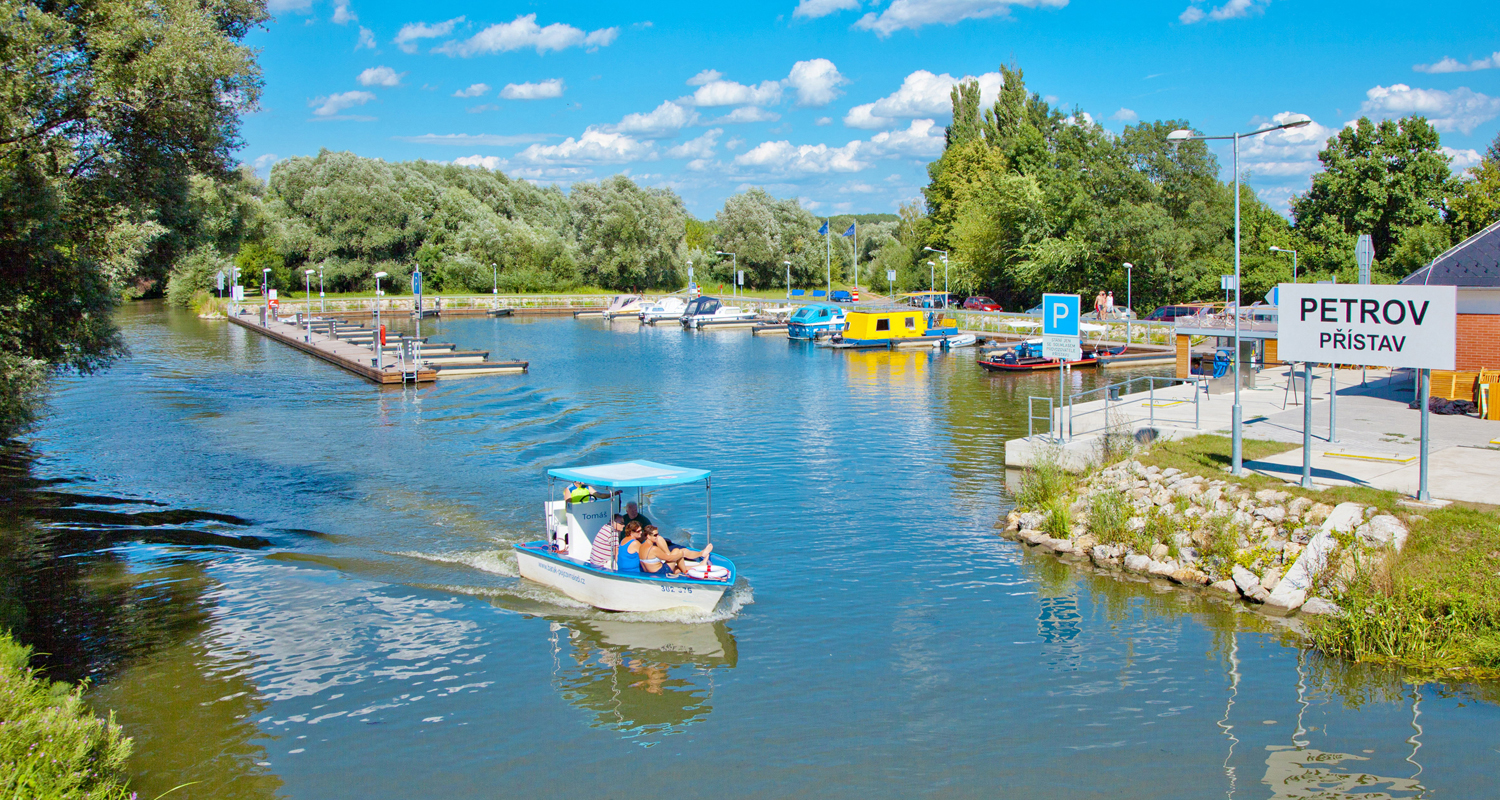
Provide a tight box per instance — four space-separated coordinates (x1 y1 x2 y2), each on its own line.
226 309 527 384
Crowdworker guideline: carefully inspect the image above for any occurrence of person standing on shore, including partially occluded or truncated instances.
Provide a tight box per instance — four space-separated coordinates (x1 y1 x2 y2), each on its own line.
1094 291 1106 321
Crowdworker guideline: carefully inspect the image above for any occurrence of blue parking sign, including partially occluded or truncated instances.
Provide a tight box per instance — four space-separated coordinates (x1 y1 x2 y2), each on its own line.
1043 294 1079 337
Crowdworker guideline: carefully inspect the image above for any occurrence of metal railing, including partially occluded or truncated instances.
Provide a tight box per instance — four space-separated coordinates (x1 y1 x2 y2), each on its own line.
1027 396 1056 442
1029 375 1206 443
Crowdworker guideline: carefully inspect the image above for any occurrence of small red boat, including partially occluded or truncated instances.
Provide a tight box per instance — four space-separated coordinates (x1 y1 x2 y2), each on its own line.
978 355 1099 372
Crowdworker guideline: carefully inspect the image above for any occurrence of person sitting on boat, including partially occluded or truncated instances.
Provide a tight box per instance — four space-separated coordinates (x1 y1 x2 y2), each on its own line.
615 521 645 573
638 526 712 576
568 481 619 504
587 514 627 569
623 501 651 530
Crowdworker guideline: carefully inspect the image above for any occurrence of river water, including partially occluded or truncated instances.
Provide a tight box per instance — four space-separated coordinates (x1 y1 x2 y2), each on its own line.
4 301 1496 799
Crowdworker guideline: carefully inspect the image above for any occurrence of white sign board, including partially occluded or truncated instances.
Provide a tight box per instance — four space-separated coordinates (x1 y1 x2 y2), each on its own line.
1277 284 1456 370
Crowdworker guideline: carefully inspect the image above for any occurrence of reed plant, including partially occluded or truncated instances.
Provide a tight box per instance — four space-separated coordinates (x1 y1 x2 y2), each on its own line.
0 632 134 800
1016 451 1069 510
1086 491 1130 544
1042 496 1072 539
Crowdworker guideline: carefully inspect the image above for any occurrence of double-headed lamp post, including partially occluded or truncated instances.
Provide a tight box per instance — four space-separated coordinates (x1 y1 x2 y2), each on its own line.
715 251 736 297
373 271 388 368
304 269 315 341
923 247 949 307
1269 246 1299 284
1168 116 1311 477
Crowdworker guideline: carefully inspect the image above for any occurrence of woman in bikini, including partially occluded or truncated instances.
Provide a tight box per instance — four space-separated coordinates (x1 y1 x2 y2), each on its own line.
637 525 712 576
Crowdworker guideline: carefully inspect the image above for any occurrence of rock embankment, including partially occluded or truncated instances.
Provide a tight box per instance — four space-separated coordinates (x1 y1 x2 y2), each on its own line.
1004 461 1410 616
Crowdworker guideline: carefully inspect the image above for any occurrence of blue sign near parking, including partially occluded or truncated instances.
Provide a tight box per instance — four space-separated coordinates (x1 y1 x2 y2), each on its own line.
1042 294 1080 337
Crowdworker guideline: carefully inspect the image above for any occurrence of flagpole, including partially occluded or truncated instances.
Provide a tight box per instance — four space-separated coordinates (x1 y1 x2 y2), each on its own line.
853 220 858 293
825 218 831 296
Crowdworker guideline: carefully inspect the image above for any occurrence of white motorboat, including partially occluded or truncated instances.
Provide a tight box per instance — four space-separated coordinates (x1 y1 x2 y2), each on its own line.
937 333 978 349
639 296 688 323
601 294 646 321
514 460 737 613
679 296 758 329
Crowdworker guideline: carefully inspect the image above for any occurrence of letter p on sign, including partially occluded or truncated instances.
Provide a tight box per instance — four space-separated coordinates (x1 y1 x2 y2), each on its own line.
1043 293 1080 337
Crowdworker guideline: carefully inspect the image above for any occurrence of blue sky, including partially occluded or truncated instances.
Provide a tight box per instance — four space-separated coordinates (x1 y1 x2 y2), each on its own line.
242 0 1500 218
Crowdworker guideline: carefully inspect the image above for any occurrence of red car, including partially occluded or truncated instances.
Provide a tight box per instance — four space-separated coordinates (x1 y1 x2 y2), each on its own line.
962 295 1001 311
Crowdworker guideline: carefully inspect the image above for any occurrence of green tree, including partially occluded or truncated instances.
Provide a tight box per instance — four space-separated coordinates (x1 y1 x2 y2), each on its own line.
1290 116 1455 277
569 175 687 289
1448 155 1500 239
711 188 821 288
0 0 267 438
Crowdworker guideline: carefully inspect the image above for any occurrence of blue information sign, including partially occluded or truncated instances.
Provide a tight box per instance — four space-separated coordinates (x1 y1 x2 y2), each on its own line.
412 270 422 295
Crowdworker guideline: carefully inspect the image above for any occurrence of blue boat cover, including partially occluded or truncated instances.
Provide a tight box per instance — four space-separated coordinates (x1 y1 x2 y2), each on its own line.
546 460 711 488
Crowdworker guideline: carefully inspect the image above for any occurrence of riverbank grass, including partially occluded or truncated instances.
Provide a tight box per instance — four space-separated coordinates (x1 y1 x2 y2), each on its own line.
0 632 133 800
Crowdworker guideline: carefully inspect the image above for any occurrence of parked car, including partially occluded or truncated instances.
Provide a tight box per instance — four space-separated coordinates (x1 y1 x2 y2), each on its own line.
830 289 854 303
1142 305 1202 322
1023 303 1043 316
962 295 1001 311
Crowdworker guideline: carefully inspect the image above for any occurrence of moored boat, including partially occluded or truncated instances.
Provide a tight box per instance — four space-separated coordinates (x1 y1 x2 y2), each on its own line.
514 460 737 613
976 339 1115 371
639 296 688 323
680 296 758 329
786 303 847 340
602 294 646 321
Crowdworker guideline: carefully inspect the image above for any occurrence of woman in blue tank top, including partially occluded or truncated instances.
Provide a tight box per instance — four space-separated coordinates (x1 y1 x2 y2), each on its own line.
615 523 643 572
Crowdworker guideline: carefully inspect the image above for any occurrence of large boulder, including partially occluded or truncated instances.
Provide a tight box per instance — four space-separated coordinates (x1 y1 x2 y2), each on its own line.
1357 515 1408 551
1300 597 1343 616
1266 502 1364 612
1232 565 1270 603
1124 554 1152 572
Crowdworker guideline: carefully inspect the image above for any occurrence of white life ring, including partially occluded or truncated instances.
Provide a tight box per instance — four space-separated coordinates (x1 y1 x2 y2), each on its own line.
684 563 729 581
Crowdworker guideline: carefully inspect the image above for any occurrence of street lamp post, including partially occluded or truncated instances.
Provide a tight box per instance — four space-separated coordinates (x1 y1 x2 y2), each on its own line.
373 271 388 369
923 247 949 308
1269 246 1299 284
1168 116 1311 477
715 251 736 298
783 261 792 299
304 269 315 341
262 268 271 325
687 260 694 294
491 262 497 298
1123 262 1133 345
927 261 935 293
318 267 325 313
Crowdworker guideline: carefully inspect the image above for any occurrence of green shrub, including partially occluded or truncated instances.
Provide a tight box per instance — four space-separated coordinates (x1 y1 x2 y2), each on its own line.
0 631 133 799
1087 492 1130 543
1042 496 1071 539
1016 453 1069 509
165 246 233 308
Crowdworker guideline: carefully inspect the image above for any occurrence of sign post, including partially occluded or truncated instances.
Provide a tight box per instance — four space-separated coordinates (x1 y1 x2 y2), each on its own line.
412 270 423 315
1355 234 1374 285
1277 283 1456 501
1043 294 1082 440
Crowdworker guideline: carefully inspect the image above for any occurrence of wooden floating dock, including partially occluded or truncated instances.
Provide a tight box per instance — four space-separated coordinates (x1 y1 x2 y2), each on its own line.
227 310 527 384
751 323 789 336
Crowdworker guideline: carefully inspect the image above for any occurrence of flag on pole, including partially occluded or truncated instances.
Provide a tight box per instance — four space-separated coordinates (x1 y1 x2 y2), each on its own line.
841 223 856 237
818 220 828 235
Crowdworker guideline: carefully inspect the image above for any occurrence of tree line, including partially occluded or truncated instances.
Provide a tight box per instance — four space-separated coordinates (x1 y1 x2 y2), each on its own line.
7 14 1500 440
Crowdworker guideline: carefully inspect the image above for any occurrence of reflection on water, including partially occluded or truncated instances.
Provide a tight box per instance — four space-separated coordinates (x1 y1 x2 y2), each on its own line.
551 619 737 741
3 301 1497 799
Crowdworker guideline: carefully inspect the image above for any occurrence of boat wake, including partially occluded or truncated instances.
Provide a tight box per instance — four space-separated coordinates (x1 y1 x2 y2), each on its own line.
390 548 519 577
414 576 755 623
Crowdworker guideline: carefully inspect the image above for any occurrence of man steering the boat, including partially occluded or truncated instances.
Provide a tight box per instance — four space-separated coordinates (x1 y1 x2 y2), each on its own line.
568 481 619 504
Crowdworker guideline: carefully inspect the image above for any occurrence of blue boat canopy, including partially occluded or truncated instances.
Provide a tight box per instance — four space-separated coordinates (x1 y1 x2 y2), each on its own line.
546 460 711 488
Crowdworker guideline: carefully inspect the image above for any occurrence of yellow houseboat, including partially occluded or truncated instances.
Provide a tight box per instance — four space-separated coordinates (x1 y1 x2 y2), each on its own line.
830 309 960 348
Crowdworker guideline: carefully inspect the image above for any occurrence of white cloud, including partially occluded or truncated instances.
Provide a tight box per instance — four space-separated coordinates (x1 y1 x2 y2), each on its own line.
687 78 783 107
667 129 722 159
358 66 404 87
1110 107 1138 122
1358 84 1500 135
452 83 490 98
1236 111 1332 179
854 0 1068 37
467 104 499 114
686 69 723 86
309 90 375 116
1414 52 1500 74
500 79 566 100
332 0 356 25
600 101 700 138
251 154 280 174
1178 0 1269 24
864 119 946 158
506 166 593 182
453 155 507 170
393 133 554 146
843 69 1002 129
816 116 833 125
1444 146 1484 172
712 107 782 124
786 58 848 107
356 27 377 49
515 130 656 165
793 0 862 18
733 140 868 175
435 14 618 57
394 17 463 54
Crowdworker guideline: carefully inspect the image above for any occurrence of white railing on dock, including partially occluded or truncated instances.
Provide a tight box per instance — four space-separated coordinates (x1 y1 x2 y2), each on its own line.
1030 375 1206 444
